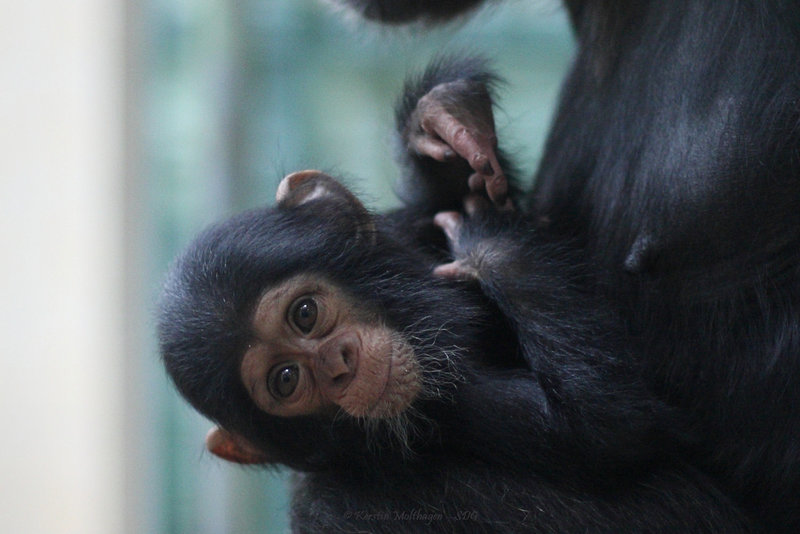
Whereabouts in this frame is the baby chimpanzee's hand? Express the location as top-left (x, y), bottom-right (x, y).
top-left (432, 194), bottom-right (510, 281)
top-left (432, 210), bottom-right (477, 280)
top-left (407, 80), bottom-right (513, 211)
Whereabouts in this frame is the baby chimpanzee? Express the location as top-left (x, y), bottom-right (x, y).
top-left (158, 57), bottom-right (752, 532)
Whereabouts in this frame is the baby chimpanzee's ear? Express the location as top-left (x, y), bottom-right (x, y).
top-left (277, 170), bottom-right (361, 209)
top-left (205, 426), bottom-right (272, 465)
top-left (277, 170), bottom-right (376, 243)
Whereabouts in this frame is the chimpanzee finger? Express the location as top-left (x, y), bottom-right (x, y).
top-left (422, 111), bottom-right (500, 179)
top-left (468, 172), bottom-right (485, 192)
top-left (467, 172), bottom-right (511, 210)
top-left (485, 174), bottom-right (512, 210)
top-left (433, 211), bottom-right (463, 243)
top-left (483, 149), bottom-right (509, 205)
top-left (409, 133), bottom-right (457, 161)
top-left (433, 260), bottom-right (478, 281)
top-left (463, 194), bottom-right (492, 217)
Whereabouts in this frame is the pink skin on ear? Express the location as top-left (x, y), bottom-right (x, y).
top-left (205, 426), bottom-right (271, 465)
top-left (276, 169), bottom-right (327, 204)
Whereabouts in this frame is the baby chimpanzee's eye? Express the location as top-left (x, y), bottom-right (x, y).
top-left (268, 363), bottom-right (300, 399)
top-left (290, 297), bottom-right (317, 334)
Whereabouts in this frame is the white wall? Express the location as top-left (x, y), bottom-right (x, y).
top-left (0, 2), bottom-right (126, 533)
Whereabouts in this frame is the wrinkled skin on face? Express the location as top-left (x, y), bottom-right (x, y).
top-left (240, 274), bottom-right (420, 419)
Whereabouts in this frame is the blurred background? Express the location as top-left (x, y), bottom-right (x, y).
top-left (0, 1), bottom-right (573, 532)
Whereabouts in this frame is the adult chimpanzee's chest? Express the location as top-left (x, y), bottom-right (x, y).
top-left (532, 1), bottom-right (800, 275)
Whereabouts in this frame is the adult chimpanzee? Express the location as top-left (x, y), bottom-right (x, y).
top-left (333, 0), bottom-right (800, 531)
top-left (159, 57), bottom-right (753, 532)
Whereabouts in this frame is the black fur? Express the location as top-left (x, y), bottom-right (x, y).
top-left (159, 57), bottom-right (753, 532)
top-left (538, 3), bottom-right (800, 531)
top-left (333, 0), bottom-right (486, 24)
top-left (338, 1), bottom-right (800, 531)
